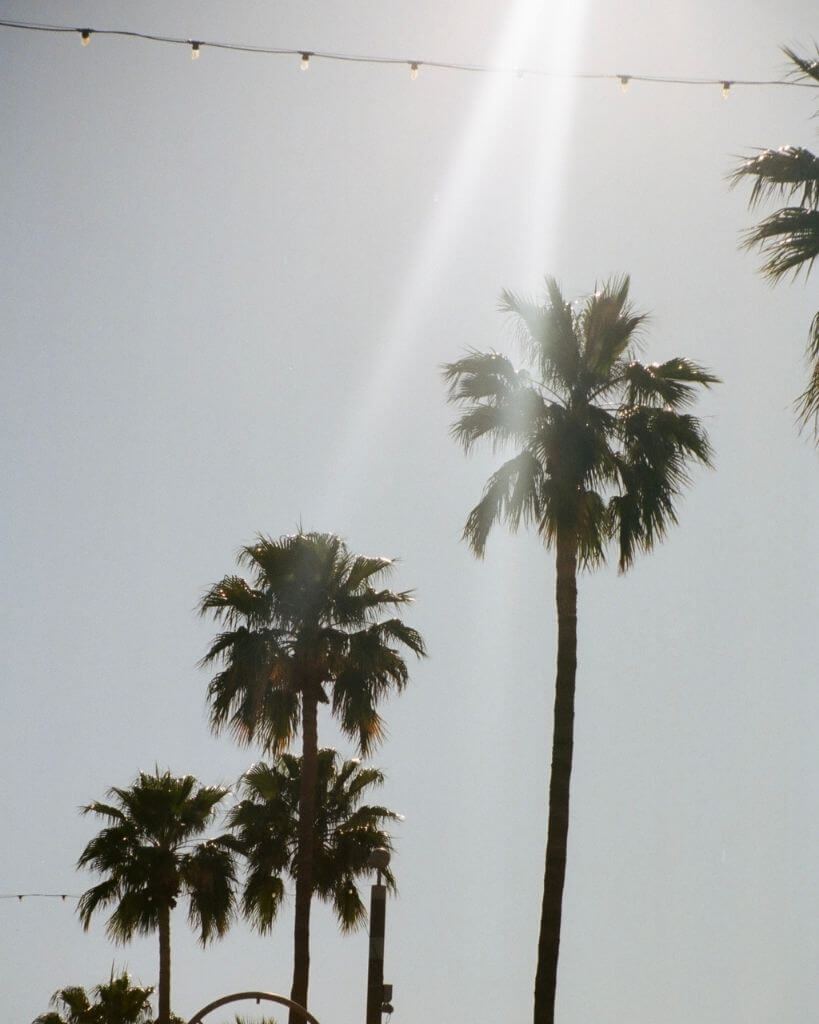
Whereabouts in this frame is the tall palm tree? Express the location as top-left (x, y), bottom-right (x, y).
top-left (77, 770), bottom-right (237, 1024)
top-left (227, 749), bottom-right (398, 939)
top-left (199, 531), bottom-right (424, 1021)
top-left (730, 44), bottom-right (819, 435)
top-left (443, 276), bottom-right (717, 1024)
top-left (33, 970), bottom-right (154, 1024)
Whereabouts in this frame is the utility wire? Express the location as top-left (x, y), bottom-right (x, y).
top-left (1, 17), bottom-right (817, 92)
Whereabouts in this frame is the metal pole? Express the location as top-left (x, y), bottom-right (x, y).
top-left (365, 874), bottom-right (386, 1024)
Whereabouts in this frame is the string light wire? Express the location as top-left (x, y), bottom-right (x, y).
top-left (1, 17), bottom-right (817, 92)
top-left (1, 892), bottom-right (80, 901)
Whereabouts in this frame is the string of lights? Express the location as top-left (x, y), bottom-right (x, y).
top-left (0, 892), bottom-right (80, 901)
top-left (1, 17), bottom-right (817, 95)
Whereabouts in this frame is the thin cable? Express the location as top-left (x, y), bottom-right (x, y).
top-left (0, 17), bottom-right (817, 90)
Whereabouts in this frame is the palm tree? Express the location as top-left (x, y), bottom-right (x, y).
top-left (199, 531), bottom-right (424, 1021)
top-left (77, 770), bottom-right (237, 1024)
top-left (34, 986), bottom-right (97, 1024)
top-left (730, 45), bottom-right (819, 435)
top-left (443, 276), bottom-right (717, 1024)
top-left (227, 750), bottom-right (398, 939)
top-left (33, 969), bottom-right (154, 1024)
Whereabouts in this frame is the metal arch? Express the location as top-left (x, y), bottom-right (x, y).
top-left (186, 990), bottom-right (322, 1024)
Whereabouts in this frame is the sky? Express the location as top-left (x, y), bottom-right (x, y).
top-left (1, 2), bottom-right (817, 1023)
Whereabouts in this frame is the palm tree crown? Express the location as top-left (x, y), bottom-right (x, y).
top-left (200, 531), bottom-right (425, 755)
top-left (77, 770), bottom-right (236, 1024)
top-left (33, 970), bottom-right (154, 1024)
top-left (444, 275), bottom-right (717, 568)
top-left (730, 45), bottom-right (819, 433)
top-left (444, 275), bottom-right (717, 1024)
top-left (228, 749), bottom-right (398, 935)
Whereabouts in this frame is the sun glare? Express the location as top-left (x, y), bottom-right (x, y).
top-left (319, 0), bottom-right (589, 524)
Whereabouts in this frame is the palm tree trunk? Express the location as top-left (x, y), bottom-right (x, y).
top-left (533, 525), bottom-right (578, 1024)
top-left (290, 687), bottom-right (319, 1024)
top-left (158, 903), bottom-right (171, 1024)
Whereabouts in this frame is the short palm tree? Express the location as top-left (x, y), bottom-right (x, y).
top-left (77, 770), bottom-right (237, 1024)
top-left (730, 44), bottom-right (819, 434)
top-left (200, 531), bottom-right (424, 1021)
top-left (443, 275), bottom-right (717, 1024)
top-left (227, 750), bottom-right (398, 939)
top-left (33, 970), bottom-right (154, 1024)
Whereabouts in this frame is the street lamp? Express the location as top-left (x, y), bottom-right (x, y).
top-left (365, 848), bottom-right (393, 1024)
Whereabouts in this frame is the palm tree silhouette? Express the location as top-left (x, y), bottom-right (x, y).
top-left (199, 531), bottom-right (424, 1021)
top-left (77, 770), bottom-right (236, 1024)
top-left (443, 275), bottom-right (717, 1024)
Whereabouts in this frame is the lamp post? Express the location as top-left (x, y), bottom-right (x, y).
top-left (365, 848), bottom-right (392, 1024)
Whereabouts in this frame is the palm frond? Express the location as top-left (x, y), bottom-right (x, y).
top-left (329, 880), bottom-right (368, 933)
top-left (612, 407), bottom-right (713, 571)
top-left (443, 349), bottom-right (546, 456)
top-left (499, 278), bottom-right (579, 390)
top-left (198, 576), bottom-right (270, 628)
top-left (205, 632), bottom-right (297, 746)
top-left (623, 358), bottom-right (720, 408)
top-left (343, 554), bottom-right (394, 590)
top-left (80, 800), bottom-right (128, 824)
top-left (575, 489), bottom-right (608, 568)
top-left (442, 349), bottom-right (524, 401)
top-left (782, 44), bottom-right (819, 85)
top-left (330, 681), bottom-right (386, 757)
top-left (77, 877), bottom-right (121, 930)
top-left (331, 586), bottom-right (415, 628)
top-left (463, 449), bottom-right (544, 557)
top-left (796, 309), bottom-right (819, 434)
top-left (180, 840), bottom-right (237, 944)
top-left (581, 275), bottom-right (647, 373)
top-left (242, 869), bottom-right (288, 933)
top-left (730, 146), bottom-right (819, 209)
top-left (741, 206), bottom-right (819, 280)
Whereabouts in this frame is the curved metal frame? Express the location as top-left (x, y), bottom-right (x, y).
top-left (186, 990), bottom-right (321, 1024)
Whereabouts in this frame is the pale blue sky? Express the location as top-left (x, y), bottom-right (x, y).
top-left (2, 2), bottom-right (817, 1023)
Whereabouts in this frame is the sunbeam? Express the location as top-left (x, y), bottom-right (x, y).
top-left (318, 0), bottom-right (589, 525)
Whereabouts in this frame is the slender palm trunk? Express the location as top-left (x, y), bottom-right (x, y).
top-left (533, 525), bottom-right (578, 1024)
top-left (158, 903), bottom-right (171, 1024)
top-left (290, 688), bottom-right (319, 1024)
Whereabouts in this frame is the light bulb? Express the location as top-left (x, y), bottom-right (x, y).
top-left (410, 62), bottom-right (419, 81)
top-left (80, 29), bottom-right (91, 46)
top-left (619, 75), bottom-right (630, 93)
top-left (300, 52), bottom-right (310, 71)
top-left (722, 81), bottom-right (731, 99)
top-left (191, 41), bottom-right (200, 60)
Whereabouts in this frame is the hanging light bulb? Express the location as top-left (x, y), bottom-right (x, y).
top-left (300, 52), bottom-right (311, 71)
top-left (619, 75), bottom-right (630, 93)
top-left (410, 62), bottom-right (419, 81)
top-left (722, 81), bottom-right (731, 99)
top-left (79, 29), bottom-right (91, 46)
top-left (191, 41), bottom-right (200, 60)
